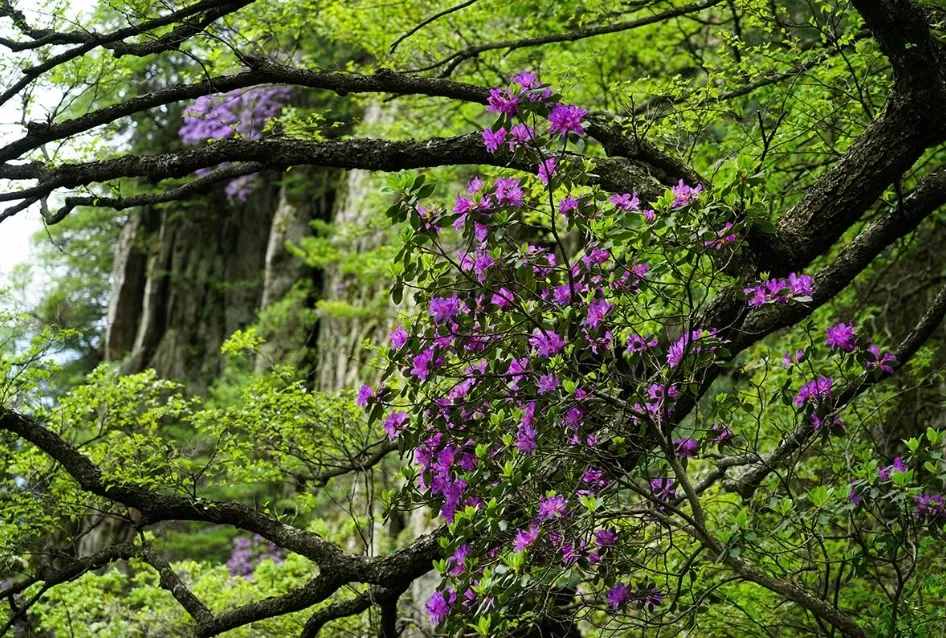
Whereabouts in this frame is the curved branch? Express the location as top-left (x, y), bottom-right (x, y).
top-left (0, 409), bottom-right (350, 566)
top-left (142, 548), bottom-right (214, 626)
top-left (299, 593), bottom-right (373, 638)
top-left (0, 135), bottom-right (666, 220)
top-left (0, 0), bottom-right (254, 109)
top-left (412, 0), bottom-right (727, 76)
top-left (44, 162), bottom-right (263, 223)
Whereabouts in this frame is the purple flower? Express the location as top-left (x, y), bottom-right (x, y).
top-left (538, 373), bottom-right (559, 394)
top-left (506, 357), bottom-right (529, 390)
top-left (507, 123), bottom-right (535, 149)
top-left (472, 251), bottom-right (494, 283)
top-left (745, 273), bottom-right (814, 307)
top-left (879, 456), bottom-right (907, 481)
top-left (487, 88), bottom-right (519, 116)
top-left (383, 411), bottom-right (409, 439)
top-left (530, 328), bottom-right (566, 358)
top-left (512, 70), bottom-right (540, 89)
top-left (553, 283), bottom-right (574, 305)
top-left (637, 586), bottom-right (664, 610)
top-left (595, 528), bottom-right (618, 548)
top-left (513, 524), bottom-right (540, 551)
top-left (667, 329), bottom-right (713, 368)
top-left (673, 438), bottom-right (699, 458)
top-left (356, 384), bottom-right (375, 408)
top-left (559, 195), bottom-right (580, 215)
top-left (447, 544), bottom-right (470, 576)
top-left (548, 103), bottom-right (588, 137)
top-left (914, 493), bottom-right (946, 520)
top-left (537, 157), bottom-right (557, 185)
top-left (649, 477), bottom-right (676, 503)
top-left (810, 413), bottom-right (844, 434)
top-left (453, 195), bottom-right (473, 217)
top-left (517, 402), bottom-right (538, 454)
top-left (225, 535), bottom-right (284, 578)
top-left (411, 348), bottom-right (437, 381)
top-left (581, 467), bottom-right (609, 491)
top-left (825, 322), bottom-right (857, 352)
top-left (538, 494), bottom-right (568, 520)
top-left (389, 326), bottom-right (408, 350)
top-left (788, 272), bottom-right (814, 296)
top-left (627, 334), bottom-right (658, 354)
top-left (584, 298), bottom-right (612, 329)
top-left (866, 345), bottom-right (896, 375)
top-left (563, 406), bottom-right (583, 429)
top-left (560, 541), bottom-right (586, 566)
top-left (848, 481), bottom-right (863, 507)
top-left (467, 176), bottom-right (484, 193)
top-left (782, 349), bottom-right (805, 367)
top-left (704, 222), bottom-right (737, 249)
top-left (482, 127), bottom-right (507, 153)
top-left (494, 177), bottom-right (524, 207)
top-left (491, 287), bottom-right (514, 309)
top-left (793, 376), bottom-right (833, 407)
top-left (607, 583), bottom-right (631, 609)
top-left (608, 192), bottom-right (640, 211)
top-left (429, 296), bottom-right (463, 323)
top-left (671, 179), bottom-right (703, 208)
top-left (426, 589), bottom-right (456, 625)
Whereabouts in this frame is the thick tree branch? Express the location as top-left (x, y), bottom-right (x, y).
top-left (0, 135), bottom-right (665, 219)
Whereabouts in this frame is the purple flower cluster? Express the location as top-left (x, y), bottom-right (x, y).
top-left (226, 535), bottom-right (284, 578)
top-left (426, 589), bottom-right (457, 625)
top-left (793, 376), bottom-right (833, 408)
top-left (914, 494), bottom-right (946, 521)
top-left (671, 179), bottom-right (703, 208)
top-left (362, 72), bottom-right (756, 630)
top-left (179, 86), bottom-right (291, 200)
top-left (180, 86), bottom-right (292, 143)
top-left (825, 322), bottom-right (857, 352)
top-left (548, 104), bottom-right (588, 137)
top-left (666, 328), bottom-right (716, 369)
top-left (744, 272), bottom-right (814, 307)
top-left (878, 456), bottom-right (907, 481)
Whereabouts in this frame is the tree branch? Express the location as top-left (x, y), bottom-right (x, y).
top-left (412, 0), bottom-right (727, 76)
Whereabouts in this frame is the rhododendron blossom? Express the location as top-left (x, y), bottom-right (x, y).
top-left (353, 73), bottom-right (932, 634)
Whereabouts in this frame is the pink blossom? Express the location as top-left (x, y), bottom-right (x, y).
top-left (537, 157), bottom-right (557, 185)
top-left (608, 192), bottom-right (639, 211)
top-left (356, 384), bottom-right (375, 408)
top-left (494, 177), bottom-right (524, 207)
top-left (486, 88), bottom-right (519, 116)
top-left (548, 103), bottom-right (588, 136)
top-left (513, 524), bottom-right (540, 551)
top-left (389, 326), bottom-right (408, 350)
top-left (559, 195), bottom-right (580, 215)
top-left (538, 494), bottom-right (568, 520)
top-left (383, 411), bottom-right (409, 439)
top-left (482, 127), bottom-right (507, 153)
top-left (671, 179), bottom-right (703, 207)
top-left (825, 322), bottom-right (857, 352)
top-left (530, 328), bottom-right (566, 357)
